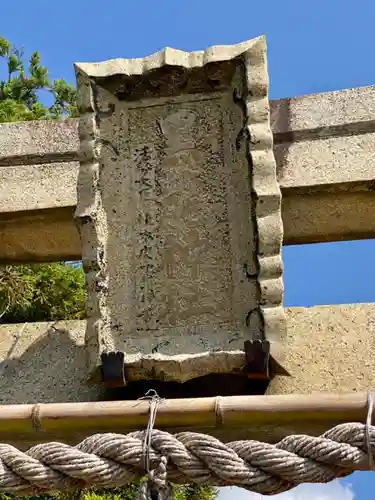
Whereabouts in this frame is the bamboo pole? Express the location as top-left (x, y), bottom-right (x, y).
top-left (0, 392), bottom-right (372, 438)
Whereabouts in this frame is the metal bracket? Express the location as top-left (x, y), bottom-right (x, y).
top-left (100, 351), bottom-right (126, 388)
top-left (243, 339), bottom-right (271, 380)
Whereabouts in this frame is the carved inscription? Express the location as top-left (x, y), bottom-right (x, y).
top-left (132, 144), bottom-right (160, 332)
top-left (124, 96), bottom-right (258, 342)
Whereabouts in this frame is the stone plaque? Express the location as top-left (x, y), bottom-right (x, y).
top-left (75, 37), bottom-right (286, 382)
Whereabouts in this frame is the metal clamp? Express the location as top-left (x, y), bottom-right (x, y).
top-left (100, 351), bottom-right (126, 388)
top-left (243, 339), bottom-right (271, 380)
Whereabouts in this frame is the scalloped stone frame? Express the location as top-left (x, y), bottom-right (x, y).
top-left (74, 36), bottom-right (286, 383)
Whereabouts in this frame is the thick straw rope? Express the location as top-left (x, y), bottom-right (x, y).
top-left (0, 422), bottom-right (374, 496)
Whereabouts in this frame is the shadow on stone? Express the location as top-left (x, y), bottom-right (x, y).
top-left (103, 373), bottom-right (269, 401)
top-left (0, 322), bottom-right (99, 404)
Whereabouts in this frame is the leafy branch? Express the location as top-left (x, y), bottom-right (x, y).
top-left (0, 36), bottom-right (77, 122)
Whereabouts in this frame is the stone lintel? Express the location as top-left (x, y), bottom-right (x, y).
top-left (1, 86), bottom-right (375, 262)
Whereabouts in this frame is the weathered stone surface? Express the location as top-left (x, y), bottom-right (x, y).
top-left (271, 303), bottom-right (375, 395)
top-left (0, 119), bottom-right (78, 213)
top-left (1, 85), bottom-right (375, 262)
top-left (0, 119), bottom-right (80, 263)
top-left (0, 304), bottom-right (374, 404)
top-left (271, 84), bottom-right (375, 133)
top-left (0, 321), bottom-right (96, 404)
top-left (74, 38), bottom-right (285, 378)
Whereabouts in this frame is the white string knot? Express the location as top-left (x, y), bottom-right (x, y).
top-left (136, 390), bottom-right (172, 500)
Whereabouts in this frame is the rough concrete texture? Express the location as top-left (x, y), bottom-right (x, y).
top-left (74, 38), bottom-right (286, 378)
top-left (0, 119), bottom-right (78, 158)
top-left (0, 119), bottom-right (79, 263)
top-left (0, 162), bottom-right (77, 213)
top-left (270, 84), bottom-right (375, 133)
top-left (283, 189), bottom-right (375, 245)
top-left (271, 303), bottom-right (375, 395)
top-left (276, 132), bottom-right (375, 190)
top-left (0, 207), bottom-right (80, 263)
top-left (0, 119), bottom-right (78, 213)
top-left (1, 85), bottom-right (375, 261)
top-left (0, 304), bottom-right (374, 404)
top-left (0, 321), bottom-right (97, 404)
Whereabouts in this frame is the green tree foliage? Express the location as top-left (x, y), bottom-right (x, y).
top-left (0, 262), bottom-right (85, 323)
top-left (0, 35), bottom-right (217, 500)
top-left (0, 484), bottom-right (218, 500)
top-left (0, 35), bottom-right (82, 324)
top-left (0, 484), bottom-right (217, 500)
top-left (0, 36), bottom-right (77, 122)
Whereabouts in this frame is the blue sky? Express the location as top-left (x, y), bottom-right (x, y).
top-left (2, 0), bottom-right (375, 497)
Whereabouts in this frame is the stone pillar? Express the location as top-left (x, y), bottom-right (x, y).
top-left (75, 36), bottom-right (286, 383)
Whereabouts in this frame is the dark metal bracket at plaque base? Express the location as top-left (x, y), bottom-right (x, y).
top-left (243, 339), bottom-right (271, 381)
top-left (101, 352), bottom-right (127, 388)
top-left (99, 339), bottom-right (274, 389)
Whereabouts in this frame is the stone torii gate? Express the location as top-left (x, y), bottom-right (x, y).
top-left (0, 35), bottom-right (374, 495)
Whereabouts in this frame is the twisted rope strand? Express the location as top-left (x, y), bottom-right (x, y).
top-left (0, 423), bottom-right (374, 496)
top-left (136, 390), bottom-right (172, 500)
